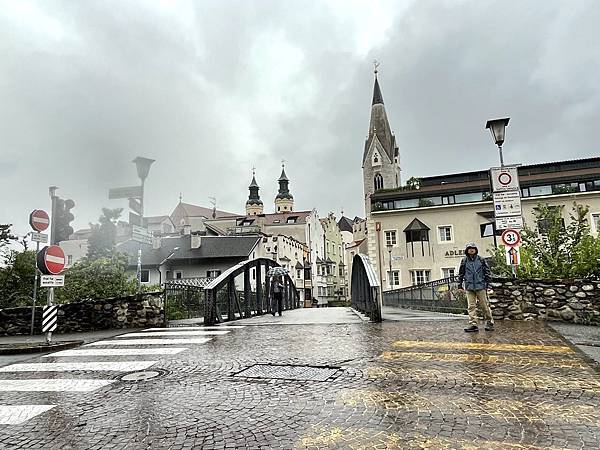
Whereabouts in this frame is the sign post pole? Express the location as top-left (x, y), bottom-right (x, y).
top-left (46, 287), bottom-right (54, 344)
top-left (28, 209), bottom-right (50, 336)
top-left (30, 239), bottom-right (40, 336)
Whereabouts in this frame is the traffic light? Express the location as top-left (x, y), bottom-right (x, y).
top-left (52, 197), bottom-right (75, 244)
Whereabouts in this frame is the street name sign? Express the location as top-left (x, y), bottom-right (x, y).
top-left (29, 210), bottom-right (50, 232)
top-left (493, 191), bottom-right (522, 217)
top-left (132, 225), bottom-right (152, 245)
top-left (108, 185), bottom-right (143, 200)
top-left (129, 198), bottom-right (142, 215)
top-left (31, 232), bottom-right (49, 243)
top-left (495, 215), bottom-right (524, 230)
top-left (490, 166), bottom-right (520, 192)
top-left (36, 245), bottom-right (66, 275)
top-left (40, 275), bottom-right (65, 287)
top-left (501, 229), bottom-right (522, 247)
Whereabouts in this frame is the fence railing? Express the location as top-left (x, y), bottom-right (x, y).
top-left (203, 258), bottom-right (300, 325)
top-left (383, 276), bottom-right (467, 314)
top-left (164, 279), bottom-right (212, 321)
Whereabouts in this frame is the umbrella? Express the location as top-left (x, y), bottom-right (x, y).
top-left (267, 266), bottom-right (288, 277)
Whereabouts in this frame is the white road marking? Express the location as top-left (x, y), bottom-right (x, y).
top-left (142, 326), bottom-right (245, 331)
top-left (0, 405), bottom-right (56, 425)
top-left (43, 348), bottom-right (187, 357)
top-left (118, 331), bottom-right (229, 337)
top-left (0, 361), bottom-right (157, 372)
top-left (86, 338), bottom-right (212, 346)
top-left (0, 379), bottom-right (115, 392)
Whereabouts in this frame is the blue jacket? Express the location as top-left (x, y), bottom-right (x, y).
top-left (458, 255), bottom-right (491, 290)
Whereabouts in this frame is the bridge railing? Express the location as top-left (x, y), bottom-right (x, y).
top-left (203, 258), bottom-right (300, 325)
top-left (350, 254), bottom-right (382, 322)
top-left (383, 276), bottom-right (467, 314)
top-left (164, 278), bottom-right (213, 321)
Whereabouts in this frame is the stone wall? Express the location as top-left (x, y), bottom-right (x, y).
top-left (489, 279), bottom-right (600, 325)
top-left (0, 292), bottom-right (165, 336)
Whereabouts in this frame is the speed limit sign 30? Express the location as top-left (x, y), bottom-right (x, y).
top-left (501, 229), bottom-right (521, 247)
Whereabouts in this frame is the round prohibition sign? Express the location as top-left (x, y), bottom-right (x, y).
top-left (501, 229), bottom-right (521, 247)
top-left (498, 172), bottom-right (513, 186)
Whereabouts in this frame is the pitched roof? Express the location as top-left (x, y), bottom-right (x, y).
top-left (177, 202), bottom-right (236, 218)
top-left (260, 210), bottom-right (312, 225)
top-left (363, 76), bottom-right (396, 165)
top-left (337, 216), bottom-right (354, 233)
top-left (404, 218), bottom-right (430, 232)
top-left (117, 235), bottom-right (260, 267)
top-left (145, 215), bottom-right (172, 224)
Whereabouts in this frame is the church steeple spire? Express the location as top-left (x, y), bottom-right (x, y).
top-left (361, 64), bottom-right (401, 216)
top-left (245, 168), bottom-right (263, 216)
top-left (275, 161), bottom-right (294, 213)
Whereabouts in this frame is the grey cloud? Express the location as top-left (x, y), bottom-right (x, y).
top-left (1, 0), bottom-right (599, 237)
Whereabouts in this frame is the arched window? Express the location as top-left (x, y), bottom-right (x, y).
top-left (374, 173), bottom-right (384, 191)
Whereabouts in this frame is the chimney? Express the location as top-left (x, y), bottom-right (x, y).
top-left (152, 236), bottom-right (161, 250)
top-left (191, 234), bottom-right (202, 249)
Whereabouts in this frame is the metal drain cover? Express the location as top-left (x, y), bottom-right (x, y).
top-left (234, 364), bottom-right (340, 382)
top-left (121, 370), bottom-right (161, 381)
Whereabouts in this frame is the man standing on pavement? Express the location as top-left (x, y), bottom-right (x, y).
top-left (458, 242), bottom-right (494, 332)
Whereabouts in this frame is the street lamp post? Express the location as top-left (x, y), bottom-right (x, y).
top-left (132, 157), bottom-right (155, 292)
top-left (485, 118), bottom-right (510, 168)
top-left (387, 244), bottom-right (393, 289)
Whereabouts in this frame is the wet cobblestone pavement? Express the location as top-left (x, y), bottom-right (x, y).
top-left (0, 308), bottom-right (599, 449)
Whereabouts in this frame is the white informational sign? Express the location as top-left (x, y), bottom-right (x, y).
top-left (391, 256), bottom-right (405, 261)
top-left (132, 225), bottom-right (152, 245)
top-left (31, 232), bottom-right (48, 243)
top-left (40, 275), bottom-right (65, 287)
top-left (505, 246), bottom-right (521, 266)
top-left (490, 166), bottom-right (520, 192)
top-left (495, 215), bottom-right (524, 230)
top-left (493, 191), bottom-right (522, 217)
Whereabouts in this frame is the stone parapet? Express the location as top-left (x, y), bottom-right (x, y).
top-left (0, 292), bottom-right (165, 336)
top-left (489, 279), bottom-right (600, 325)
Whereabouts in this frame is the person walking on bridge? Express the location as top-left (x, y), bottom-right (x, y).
top-left (270, 275), bottom-right (284, 317)
top-left (458, 242), bottom-right (494, 332)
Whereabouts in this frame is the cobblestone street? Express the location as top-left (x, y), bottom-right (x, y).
top-left (0, 308), bottom-right (599, 449)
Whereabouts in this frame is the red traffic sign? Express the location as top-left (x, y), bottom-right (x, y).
top-left (29, 209), bottom-right (50, 232)
top-left (36, 245), bottom-right (66, 275)
top-left (501, 229), bottom-right (521, 247)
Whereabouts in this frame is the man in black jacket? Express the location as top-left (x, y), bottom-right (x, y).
top-left (458, 242), bottom-right (494, 332)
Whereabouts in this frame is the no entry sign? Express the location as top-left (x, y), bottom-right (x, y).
top-left (29, 210), bottom-right (50, 232)
top-left (36, 245), bottom-right (66, 275)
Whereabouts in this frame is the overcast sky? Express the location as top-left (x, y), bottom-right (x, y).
top-left (2, 0), bottom-right (599, 238)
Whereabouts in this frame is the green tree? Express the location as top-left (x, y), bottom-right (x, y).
top-left (54, 251), bottom-right (137, 303)
top-left (491, 202), bottom-right (600, 279)
top-left (0, 224), bottom-right (17, 262)
top-left (0, 250), bottom-right (37, 308)
top-left (405, 177), bottom-right (421, 190)
top-left (87, 208), bottom-right (123, 260)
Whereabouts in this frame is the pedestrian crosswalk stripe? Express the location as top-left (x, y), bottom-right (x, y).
top-left (0, 361), bottom-right (158, 372)
top-left (142, 326), bottom-right (245, 331)
top-left (43, 348), bottom-right (188, 357)
top-left (0, 379), bottom-right (115, 392)
top-left (86, 338), bottom-right (212, 346)
top-left (118, 331), bottom-right (229, 337)
top-left (0, 405), bottom-right (56, 425)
